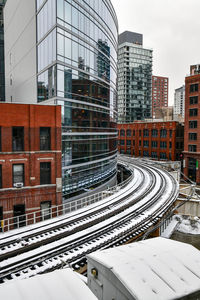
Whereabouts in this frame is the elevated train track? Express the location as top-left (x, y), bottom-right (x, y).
top-left (0, 157), bottom-right (179, 284)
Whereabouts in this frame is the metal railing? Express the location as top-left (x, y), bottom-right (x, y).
top-left (1, 165), bottom-right (133, 233)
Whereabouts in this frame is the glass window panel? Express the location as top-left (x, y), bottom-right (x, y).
top-left (72, 6), bottom-right (79, 28)
top-left (65, 1), bottom-right (71, 24)
top-left (13, 164), bottom-right (24, 186)
top-left (65, 37), bottom-right (71, 59)
top-left (57, 33), bottom-right (64, 56)
top-left (40, 162), bottom-right (51, 185)
top-left (57, 69), bottom-right (64, 92)
top-left (12, 127), bottom-right (24, 151)
top-left (57, 0), bottom-right (64, 20)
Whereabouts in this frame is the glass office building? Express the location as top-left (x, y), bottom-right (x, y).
top-left (0, 0), bottom-right (6, 101)
top-left (118, 31), bottom-right (153, 123)
top-left (36, 0), bottom-right (118, 199)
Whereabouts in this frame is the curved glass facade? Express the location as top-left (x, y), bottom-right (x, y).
top-left (36, 0), bottom-right (118, 199)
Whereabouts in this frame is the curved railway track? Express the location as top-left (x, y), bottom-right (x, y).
top-left (0, 157), bottom-right (179, 284)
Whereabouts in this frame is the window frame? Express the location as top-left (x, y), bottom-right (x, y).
top-left (12, 127), bottom-right (24, 152)
top-left (40, 162), bottom-right (51, 185)
top-left (40, 127), bottom-right (51, 150)
top-left (13, 164), bottom-right (24, 187)
top-left (189, 109), bottom-right (198, 117)
top-left (189, 120), bottom-right (198, 128)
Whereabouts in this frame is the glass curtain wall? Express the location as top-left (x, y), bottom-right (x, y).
top-left (0, 0), bottom-right (6, 101)
top-left (118, 44), bottom-right (153, 123)
top-left (36, 0), bottom-right (118, 199)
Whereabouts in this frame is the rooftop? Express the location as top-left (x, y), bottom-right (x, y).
top-left (0, 268), bottom-right (97, 300)
top-left (88, 237), bottom-right (200, 300)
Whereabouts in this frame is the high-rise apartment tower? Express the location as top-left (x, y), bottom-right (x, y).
top-left (0, 0), bottom-right (6, 101)
top-left (152, 75), bottom-right (168, 118)
top-left (118, 31), bottom-right (153, 123)
top-left (174, 85), bottom-right (185, 119)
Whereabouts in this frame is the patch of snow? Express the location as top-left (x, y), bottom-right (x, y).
top-left (161, 219), bottom-right (179, 238)
top-left (175, 215), bottom-right (200, 235)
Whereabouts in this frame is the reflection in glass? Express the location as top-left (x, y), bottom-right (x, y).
top-left (37, 0), bottom-right (118, 198)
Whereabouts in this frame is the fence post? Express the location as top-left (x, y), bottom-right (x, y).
top-left (34, 212), bottom-right (36, 224)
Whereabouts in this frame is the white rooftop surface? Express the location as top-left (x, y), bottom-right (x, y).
top-left (0, 268), bottom-right (97, 300)
top-left (88, 237), bottom-right (200, 300)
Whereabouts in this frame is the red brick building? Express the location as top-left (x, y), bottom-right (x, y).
top-left (0, 103), bottom-right (62, 226)
top-left (152, 76), bottom-right (169, 118)
top-left (118, 121), bottom-right (184, 161)
top-left (183, 65), bottom-right (200, 183)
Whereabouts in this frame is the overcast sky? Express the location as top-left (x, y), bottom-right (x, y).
top-left (111, 0), bottom-right (200, 105)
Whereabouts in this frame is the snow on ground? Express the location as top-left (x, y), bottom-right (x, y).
top-left (173, 214), bottom-right (200, 235)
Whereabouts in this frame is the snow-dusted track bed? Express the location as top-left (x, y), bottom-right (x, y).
top-left (0, 157), bottom-right (179, 284)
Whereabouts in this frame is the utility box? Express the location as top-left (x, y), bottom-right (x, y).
top-left (87, 237), bottom-right (200, 300)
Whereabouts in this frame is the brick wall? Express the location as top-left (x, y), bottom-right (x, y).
top-left (0, 103), bottom-right (62, 222)
top-left (183, 73), bottom-right (200, 183)
top-left (118, 121), bottom-right (184, 161)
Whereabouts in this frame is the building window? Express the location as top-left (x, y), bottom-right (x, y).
top-left (120, 140), bottom-right (125, 146)
top-left (169, 142), bottom-right (172, 149)
top-left (151, 129), bottom-right (158, 137)
top-left (151, 141), bottom-right (157, 148)
top-left (139, 140), bottom-right (141, 146)
top-left (133, 140), bottom-right (135, 146)
top-left (190, 83), bottom-right (198, 93)
top-left (139, 130), bottom-right (141, 137)
top-left (189, 133), bottom-right (197, 140)
top-left (40, 127), bottom-right (51, 150)
top-left (151, 152), bottom-right (157, 158)
top-left (143, 140), bottom-right (149, 148)
top-left (169, 130), bottom-right (172, 138)
top-left (143, 129), bottom-right (149, 137)
top-left (160, 141), bottom-right (167, 149)
top-left (190, 96), bottom-right (198, 105)
top-left (160, 152), bottom-right (167, 160)
top-left (40, 162), bottom-right (51, 185)
top-left (120, 129), bottom-right (125, 137)
top-left (189, 120), bottom-right (197, 128)
top-left (188, 145), bottom-right (197, 152)
top-left (127, 140), bottom-right (131, 146)
top-left (0, 165), bottom-right (2, 188)
top-left (160, 129), bottom-right (167, 138)
top-left (12, 127), bottom-right (24, 151)
top-left (40, 201), bottom-right (51, 220)
top-left (133, 130), bottom-right (135, 136)
top-left (13, 164), bottom-right (24, 187)
top-left (126, 129), bottom-right (131, 137)
top-left (143, 151), bottom-right (149, 157)
top-left (189, 109), bottom-right (198, 116)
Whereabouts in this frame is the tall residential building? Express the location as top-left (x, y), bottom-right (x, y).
top-left (183, 65), bottom-right (200, 183)
top-left (118, 31), bottom-right (153, 123)
top-left (0, 0), bottom-right (6, 101)
top-left (152, 75), bottom-right (168, 118)
top-left (4, 0), bottom-right (118, 200)
top-left (174, 85), bottom-right (185, 119)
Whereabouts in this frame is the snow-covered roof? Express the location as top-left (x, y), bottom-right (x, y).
top-left (0, 268), bottom-right (97, 300)
top-left (87, 237), bottom-right (200, 300)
